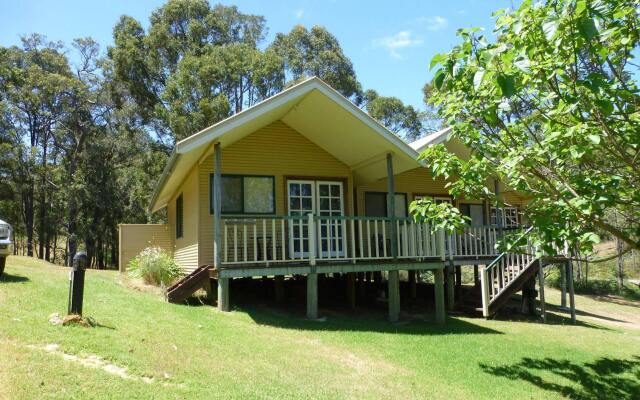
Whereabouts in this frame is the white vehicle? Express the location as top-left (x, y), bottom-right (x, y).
top-left (0, 219), bottom-right (13, 276)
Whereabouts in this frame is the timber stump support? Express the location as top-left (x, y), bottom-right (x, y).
top-left (218, 277), bottom-right (229, 311)
top-left (446, 262), bottom-right (455, 309)
top-left (275, 275), bottom-right (285, 304)
top-left (346, 272), bottom-right (356, 309)
top-left (307, 273), bottom-right (318, 319)
top-left (388, 270), bottom-right (400, 322)
top-left (408, 270), bottom-right (417, 299)
top-left (434, 268), bottom-right (446, 324)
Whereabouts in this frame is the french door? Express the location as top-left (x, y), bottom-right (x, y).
top-left (287, 180), bottom-right (345, 258)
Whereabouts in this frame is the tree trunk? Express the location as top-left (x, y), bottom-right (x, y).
top-left (616, 237), bottom-right (624, 291)
top-left (38, 139), bottom-right (48, 259)
top-left (23, 187), bottom-right (34, 257)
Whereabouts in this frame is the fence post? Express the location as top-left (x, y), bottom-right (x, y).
top-left (437, 228), bottom-right (446, 261)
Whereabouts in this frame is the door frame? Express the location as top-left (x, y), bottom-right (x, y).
top-left (315, 180), bottom-right (347, 258)
top-left (286, 178), bottom-right (347, 258)
top-left (287, 180), bottom-right (315, 258)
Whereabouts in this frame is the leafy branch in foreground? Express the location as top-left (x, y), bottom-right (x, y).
top-left (419, 0), bottom-right (640, 255)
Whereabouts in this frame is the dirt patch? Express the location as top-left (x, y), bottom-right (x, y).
top-left (284, 334), bottom-right (415, 398)
top-left (118, 275), bottom-right (165, 296)
top-left (28, 343), bottom-right (164, 385)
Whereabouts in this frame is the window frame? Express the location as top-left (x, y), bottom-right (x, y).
top-left (210, 173), bottom-right (276, 215)
top-left (490, 206), bottom-right (519, 227)
top-left (176, 193), bottom-right (184, 239)
top-left (364, 191), bottom-right (408, 218)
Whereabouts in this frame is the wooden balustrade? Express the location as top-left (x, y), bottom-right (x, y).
top-left (220, 216), bottom-right (511, 267)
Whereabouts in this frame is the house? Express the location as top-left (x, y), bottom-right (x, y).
top-left (119, 77), bottom-right (571, 322)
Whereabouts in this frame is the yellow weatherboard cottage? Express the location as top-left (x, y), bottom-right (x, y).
top-left (119, 77), bottom-right (558, 323)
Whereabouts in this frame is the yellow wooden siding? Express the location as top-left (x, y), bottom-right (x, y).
top-left (118, 224), bottom-right (173, 272)
top-left (356, 167), bottom-right (528, 224)
top-left (167, 163), bottom-right (200, 273)
top-left (198, 120), bottom-right (353, 266)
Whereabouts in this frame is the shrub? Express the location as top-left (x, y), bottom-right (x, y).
top-left (128, 247), bottom-right (182, 286)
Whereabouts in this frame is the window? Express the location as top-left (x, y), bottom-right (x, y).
top-left (490, 207), bottom-right (519, 227)
top-left (364, 192), bottom-right (407, 217)
top-left (210, 174), bottom-right (275, 214)
top-left (176, 194), bottom-right (184, 239)
top-left (459, 203), bottom-right (486, 226)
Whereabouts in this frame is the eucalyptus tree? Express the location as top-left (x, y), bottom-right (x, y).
top-left (415, 0), bottom-right (640, 258)
top-left (109, 0), bottom-right (283, 142)
top-left (0, 35), bottom-right (76, 257)
top-left (362, 89), bottom-right (424, 141)
top-left (269, 25), bottom-right (362, 102)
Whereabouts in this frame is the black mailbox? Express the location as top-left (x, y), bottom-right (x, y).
top-left (68, 252), bottom-right (88, 315)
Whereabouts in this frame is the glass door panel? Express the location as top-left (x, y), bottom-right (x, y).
top-left (288, 181), bottom-right (314, 258)
top-left (316, 181), bottom-right (345, 257)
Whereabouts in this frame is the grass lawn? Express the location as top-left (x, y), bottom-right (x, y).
top-left (1, 256), bottom-right (639, 399)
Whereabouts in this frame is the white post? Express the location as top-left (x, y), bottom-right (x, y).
top-left (213, 142), bottom-right (222, 268)
top-left (308, 213), bottom-right (316, 266)
top-left (480, 267), bottom-right (490, 317)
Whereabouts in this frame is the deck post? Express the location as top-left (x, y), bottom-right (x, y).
top-left (494, 179), bottom-right (504, 239)
top-left (346, 272), bottom-right (356, 309)
top-left (386, 153), bottom-right (400, 322)
top-left (560, 262), bottom-right (567, 308)
top-left (213, 142), bottom-right (227, 311)
top-left (386, 153), bottom-right (397, 259)
top-left (357, 272), bottom-right (365, 298)
top-left (306, 273), bottom-right (318, 319)
top-left (567, 260), bottom-right (576, 324)
top-left (388, 270), bottom-right (400, 322)
top-left (434, 268), bottom-right (445, 324)
top-left (307, 214), bottom-right (318, 319)
top-left (446, 261), bottom-right (455, 309)
top-left (538, 262), bottom-right (547, 323)
top-left (275, 275), bottom-right (285, 304)
top-left (473, 265), bottom-right (480, 288)
top-left (217, 277), bottom-right (229, 311)
top-left (408, 270), bottom-right (417, 299)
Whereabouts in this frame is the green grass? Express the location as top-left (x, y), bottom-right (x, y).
top-left (1, 256), bottom-right (639, 399)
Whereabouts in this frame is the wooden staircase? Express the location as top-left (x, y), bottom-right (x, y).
top-left (167, 265), bottom-right (213, 303)
top-left (480, 227), bottom-right (540, 317)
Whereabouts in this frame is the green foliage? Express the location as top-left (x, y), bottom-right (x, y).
top-left (269, 25), bottom-right (361, 101)
top-left (109, 1), bottom-right (280, 141)
top-left (363, 89), bottom-right (426, 141)
top-left (128, 247), bottom-right (181, 286)
top-left (425, 0), bottom-right (640, 254)
top-left (409, 198), bottom-right (468, 233)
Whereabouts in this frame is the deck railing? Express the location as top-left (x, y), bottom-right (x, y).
top-left (219, 215), bottom-right (518, 266)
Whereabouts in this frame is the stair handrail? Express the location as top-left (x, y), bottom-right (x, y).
top-left (480, 226), bottom-right (535, 316)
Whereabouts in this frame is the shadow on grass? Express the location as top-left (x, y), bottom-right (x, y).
top-left (0, 272), bottom-right (30, 283)
top-left (492, 309), bottom-right (611, 331)
top-left (480, 355), bottom-right (640, 399)
top-left (545, 303), bottom-right (630, 325)
top-left (548, 275), bottom-right (640, 302)
top-left (241, 305), bottom-right (501, 336)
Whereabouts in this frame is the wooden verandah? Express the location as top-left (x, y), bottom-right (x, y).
top-left (201, 143), bottom-right (575, 323)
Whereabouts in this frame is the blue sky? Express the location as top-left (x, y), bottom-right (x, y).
top-left (0, 0), bottom-right (513, 110)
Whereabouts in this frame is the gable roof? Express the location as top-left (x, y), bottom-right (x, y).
top-left (149, 77), bottom-right (422, 212)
